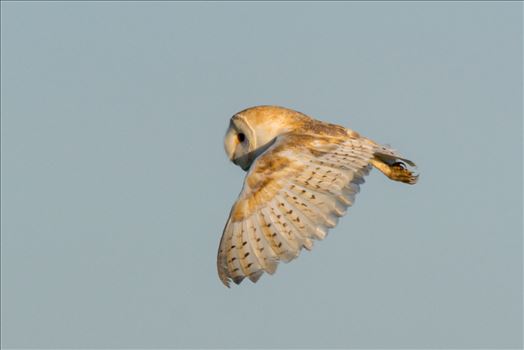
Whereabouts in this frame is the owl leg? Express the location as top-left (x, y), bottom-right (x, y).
top-left (370, 158), bottom-right (418, 185)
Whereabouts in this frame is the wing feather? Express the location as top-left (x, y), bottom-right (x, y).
top-left (246, 217), bottom-right (277, 274)
top-left (285, 181), bottom-right (341, 227)
top-left (225, 222), bottom-right (245, 285)
top-left (217, 133), bottom-right (377, 286)
top-left (273, 194), bottom-right (310, 247)
top-left (255, 212), bottom-right (286, 267)
top-left (241, 220), bottom-right (264, 280)
top-left (277, 190), bottom-right (318, 244)
top-left (264, 205), bottom-right (301, 261)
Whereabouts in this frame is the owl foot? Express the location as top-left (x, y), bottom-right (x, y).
top-left (370, 158), bottom-right (419, 185)
top-left (389, 161), bottom-right (418, 184)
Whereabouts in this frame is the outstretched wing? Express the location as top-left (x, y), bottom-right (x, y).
top-left (217, 133), bottom-right (376, 287)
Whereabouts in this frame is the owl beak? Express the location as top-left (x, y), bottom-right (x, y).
top-left (232, 152), bottom-right (253, 171)
top-left (231, 157), bottom-right (242, 168)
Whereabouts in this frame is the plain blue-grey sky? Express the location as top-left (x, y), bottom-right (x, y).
top-left (1, 1), bottom-right (522, 349)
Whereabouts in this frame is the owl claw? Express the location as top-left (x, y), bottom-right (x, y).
top-left (392, 161), bottom-right (407, 170)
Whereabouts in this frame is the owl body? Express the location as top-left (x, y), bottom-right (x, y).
top-left (218, 106), bottom-right (417, 287)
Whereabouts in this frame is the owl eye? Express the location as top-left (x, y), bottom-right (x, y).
top-left (237, 133), bottom-right (246, 142)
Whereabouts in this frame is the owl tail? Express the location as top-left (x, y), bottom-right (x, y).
top-left (370, 149), bottom-right (419, 185)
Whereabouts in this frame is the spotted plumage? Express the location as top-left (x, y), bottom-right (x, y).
top-left (218, 106), bottom-right (418, 287)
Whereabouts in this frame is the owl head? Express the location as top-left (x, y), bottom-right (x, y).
top-left (224, 106), bottom-right (307, 170)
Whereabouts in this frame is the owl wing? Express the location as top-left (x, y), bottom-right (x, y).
top-left (217, 132), bottom-right (377, 287)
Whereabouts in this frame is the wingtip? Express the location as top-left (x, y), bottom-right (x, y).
top-left (232, 275), bottom-right (246, 285)
top-left (248, 270), bottom-right (264, 283)
top-left (220, 275), bottom-right (231, 288)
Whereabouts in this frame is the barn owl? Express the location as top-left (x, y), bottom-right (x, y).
top-left (217, 106), bottom-right (418, 287)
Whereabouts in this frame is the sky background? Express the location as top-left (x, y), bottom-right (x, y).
top-left (1, 2), bottom-right (522, 349)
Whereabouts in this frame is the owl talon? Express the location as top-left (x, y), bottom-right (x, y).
top-left (392, 161), bottom-right (407, 170)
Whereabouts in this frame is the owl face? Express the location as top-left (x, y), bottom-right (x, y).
top-left (224, 115), bottom-right (257, 170)
top-left (224, 106), bottom-right (302, 171)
